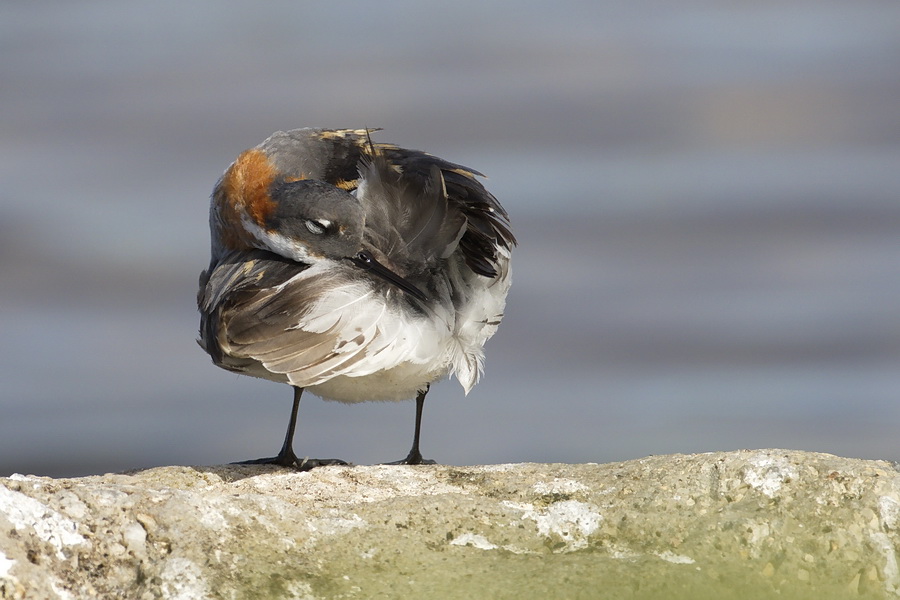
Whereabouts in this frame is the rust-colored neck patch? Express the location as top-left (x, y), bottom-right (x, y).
top-left (220, 148), bottom-right (280, 227)
top-left (213, 148), bottom-right (295, 251)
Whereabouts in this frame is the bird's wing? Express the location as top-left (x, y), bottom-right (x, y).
top-left (201, 250), bottom-right (440, 389)
top-left (357, 154), bottom-right (466, 269)
top-left (358, 143), bottom-right (516, 278)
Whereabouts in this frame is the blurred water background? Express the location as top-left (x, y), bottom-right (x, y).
top-left (2, 1), bottom-right (899, 477)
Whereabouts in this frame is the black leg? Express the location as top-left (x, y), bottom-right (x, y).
top-left (385, 385), bottom-right (437, 465)
top-left (236, 387), bottom-right (349, 471)
top-left (274, 386), bottom-right (303, 465)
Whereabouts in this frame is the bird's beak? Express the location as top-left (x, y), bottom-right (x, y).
top-left (351, 250), bottom-right (428, 302)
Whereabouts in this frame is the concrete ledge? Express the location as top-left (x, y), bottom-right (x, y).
top-left (1, 450), bottom-right (899, 599)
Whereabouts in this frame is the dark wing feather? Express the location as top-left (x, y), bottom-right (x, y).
top-left (358, 153), bottom-right (467, 270)
top-left (360, 144), bottom-right (516, 277)
top-left (198, 250), bottom-right (311, 364)
top-left (199, 249), bottom-right (414, 387)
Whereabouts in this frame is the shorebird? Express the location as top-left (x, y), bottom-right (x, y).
top-left (197, 128), bottom-right (515, 469)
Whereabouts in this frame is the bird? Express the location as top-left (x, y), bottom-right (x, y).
top-left (197, 128), bottom-right (515, 469)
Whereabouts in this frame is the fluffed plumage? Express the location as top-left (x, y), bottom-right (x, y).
top-left (197, 127), bottom-right (514, 466)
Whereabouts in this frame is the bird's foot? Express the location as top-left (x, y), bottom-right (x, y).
top-left (383, 448), bottom-right (437, 466)
top-left (234, 451), bottom-right (349, 471)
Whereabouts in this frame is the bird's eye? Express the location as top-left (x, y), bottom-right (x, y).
top-left (304, 219), bottom-right (330, 235)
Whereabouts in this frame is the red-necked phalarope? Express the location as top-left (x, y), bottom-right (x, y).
top-left (198, 128), bottom-right (515, 469)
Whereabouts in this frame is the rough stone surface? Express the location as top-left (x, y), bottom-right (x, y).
top-left (1, 450), bottom-right (900, 599)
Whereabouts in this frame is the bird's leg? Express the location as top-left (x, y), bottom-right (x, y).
top-left (236, 387), bottom-right (349, 470)
top-left (385, 385), bottom-right (437, 465)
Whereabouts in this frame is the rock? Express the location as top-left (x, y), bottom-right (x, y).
top-left (1, 449), bottom-right (899, 599)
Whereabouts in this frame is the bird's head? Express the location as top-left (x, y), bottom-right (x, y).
top-left (213, 148), bottom-right (426, 301)
top-left (260, 178), bottom-right (365, 263)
